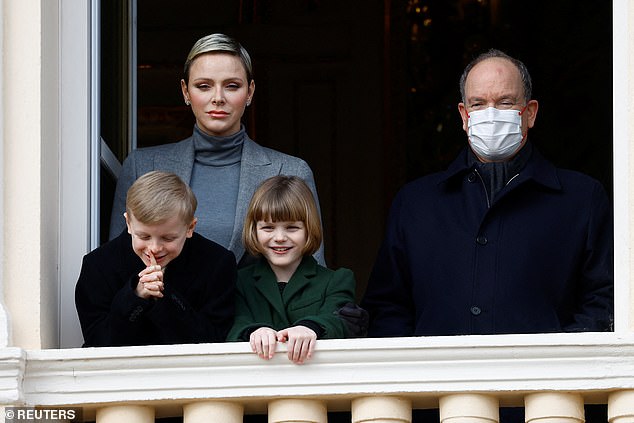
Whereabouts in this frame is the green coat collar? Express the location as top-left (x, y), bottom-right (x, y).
top-left (252, 256), bottom-right (318, 321)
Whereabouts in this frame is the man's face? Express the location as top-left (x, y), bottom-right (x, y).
top-left (458, 58), bottom-right (538, 161)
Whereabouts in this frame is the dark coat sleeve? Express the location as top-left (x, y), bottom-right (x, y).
top-left (226, 278), bottom-right (261, 342)
top-left (75, 235), bottom-right (151, 347)
top-left (75, 233), bottom-right (237, 346)
top-left (143, 239), bottom-right (237, 344)
top-left (361, 192), bottom-right (417, 337)
top-left (562, 180), bottom-right (614, 332)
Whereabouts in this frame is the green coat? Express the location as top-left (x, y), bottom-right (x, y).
top-left (227, 256), bottom-right (355, 341)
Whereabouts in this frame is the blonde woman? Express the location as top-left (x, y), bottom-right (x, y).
top-left (109, 34), bottom-right (323, 266)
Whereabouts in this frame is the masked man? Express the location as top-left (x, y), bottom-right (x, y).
top-left (362, 49), bottom-right (613, 337)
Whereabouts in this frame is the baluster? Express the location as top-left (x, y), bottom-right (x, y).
top-left (96, 405), bottom-right (154, 423)
top-left (525, 392), bottom-right (584, 423)
top-left (183, 401), bottom-right (243, 423)
top-left (352, 396), bottom-right (412, 423)
top-left (608, 390), bottom-right (634, 423)
top-left (268, 399), bottom-right (327, 423)
top-left (439, 393), bottom-right (499, 423)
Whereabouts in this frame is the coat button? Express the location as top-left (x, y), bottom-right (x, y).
top-left (470, 306), bottom-right (482, 316)
top-left (467, 172), bottom-right (477, 183)
top-left (476, 235), bottom-right (488, 245)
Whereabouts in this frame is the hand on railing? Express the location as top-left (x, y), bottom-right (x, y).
top-left (249, 325), bottom-right (317, 364)
top-left (249, 327), bottom-right (278, 360)
top-left (277, 326), bottom-right (317, 365)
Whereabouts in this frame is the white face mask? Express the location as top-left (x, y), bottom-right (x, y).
top-left (467, 106), bottom-right (526, 161)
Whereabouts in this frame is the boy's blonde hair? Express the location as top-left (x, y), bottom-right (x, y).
top-left (126, 171), bottom-right (197, 225)
top-left (243, 176), bottom-right (322, 257)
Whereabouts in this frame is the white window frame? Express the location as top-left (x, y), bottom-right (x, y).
top-left (611, 0), bottom-right (630, 333)
top-left (59, 0), bottom-right (99, 348)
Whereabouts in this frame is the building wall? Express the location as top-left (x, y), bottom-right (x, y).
top-left (3, 0), bottom-right (51, 349)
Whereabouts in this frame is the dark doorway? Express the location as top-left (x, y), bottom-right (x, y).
top-left (399, 0), bottom-right (612, 192)
top-left (101, 0), bottom-right (612, 300)
top-left (109, 0), bottom-right (388, 289)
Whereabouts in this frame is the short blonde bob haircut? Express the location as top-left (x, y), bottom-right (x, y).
top-left (126, 171), bottom-right (197, 226)
top-left (183, 33), bottom-right (253, 84)
top-left (243, 175), bottom-right (322, 257)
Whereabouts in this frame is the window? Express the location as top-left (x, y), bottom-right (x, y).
top-left (59, 0), bottom-right (623, 347)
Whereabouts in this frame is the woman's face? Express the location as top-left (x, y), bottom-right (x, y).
top-left (181, 53), bottom-right (255, 137)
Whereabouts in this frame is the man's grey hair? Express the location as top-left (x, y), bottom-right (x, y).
top-left (459, 49), bottom-right (532, 104)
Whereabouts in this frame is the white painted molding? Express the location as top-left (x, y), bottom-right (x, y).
top-left (16, 333), bottom-right (634, 410)
top-left (612, 0), bottom-right (632, 333)
top-left (0, 348), bottom-right (25, 404)
top-left (59, 0), bottom-right (92, 349)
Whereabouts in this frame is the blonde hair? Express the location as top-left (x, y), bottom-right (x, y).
top-left (243, 176), bottom-right (322, 257)
top-left (183, 33), bottom-right (253, 84)
top-left (126, 171), bottom-right (197, 226)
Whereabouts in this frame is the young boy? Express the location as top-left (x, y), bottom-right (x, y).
top-left (75, 171), bottom-right (236, 347)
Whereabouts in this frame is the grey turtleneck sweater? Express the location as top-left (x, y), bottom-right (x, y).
top-left (189, 124), bottom-right (244, 249)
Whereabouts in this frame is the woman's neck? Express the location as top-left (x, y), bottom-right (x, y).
top-left (192, 124), bottom-right (245, 166)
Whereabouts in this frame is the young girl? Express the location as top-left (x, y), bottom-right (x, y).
top-left (227, 175), bottom-right (355, 364)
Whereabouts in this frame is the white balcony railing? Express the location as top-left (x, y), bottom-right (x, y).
top-left (3, 332), bottom-right (634, 421)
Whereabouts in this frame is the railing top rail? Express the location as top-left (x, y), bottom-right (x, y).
top-left (8, 332), bottom-right (633, 409)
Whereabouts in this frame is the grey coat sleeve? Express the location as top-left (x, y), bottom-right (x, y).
top-left (108, 152), bottom-right (138, 240)
top-left (285, 158), bottom-right (326, 266)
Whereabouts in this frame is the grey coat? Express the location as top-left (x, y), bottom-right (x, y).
top-left (108, 135), bottom-right (324, 264)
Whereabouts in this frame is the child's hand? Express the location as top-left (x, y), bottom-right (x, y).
top-left (250, 327), bottom-right (278, 360)
top-left (277, 326), bottom-right (317, 364)
top-left (135, 252), bottom-right (164, 299)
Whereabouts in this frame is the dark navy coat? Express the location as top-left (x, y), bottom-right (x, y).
top-left (75, 231), bottom-right (237, 347)
top-left (362, 147), bottom-right (613, 337)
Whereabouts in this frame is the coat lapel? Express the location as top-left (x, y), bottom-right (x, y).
top-left (252, 259), bottom-right (288, 322)
top-left (151, 138), bottom-right (196, 184)
top-left (281, 257), bottom-right (318, 303)
top-left (228, 138), bottom-right (282, 256)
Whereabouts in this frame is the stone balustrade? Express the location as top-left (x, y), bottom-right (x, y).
top-left (3, 332), bottom-right (634, 422)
